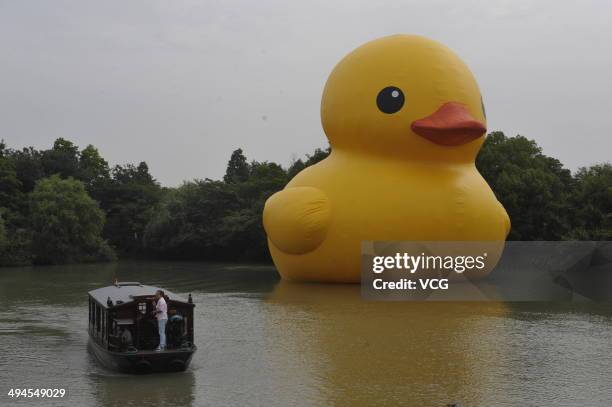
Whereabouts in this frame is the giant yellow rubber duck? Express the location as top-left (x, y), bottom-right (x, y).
top-left (263, 34), bottom-right (510, 283)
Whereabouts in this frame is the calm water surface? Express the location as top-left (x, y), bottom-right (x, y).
top-left (1, 261), bottom-right (612, 407)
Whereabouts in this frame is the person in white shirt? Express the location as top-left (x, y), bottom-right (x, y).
top-left (152, 290), bottom-right (168, 351)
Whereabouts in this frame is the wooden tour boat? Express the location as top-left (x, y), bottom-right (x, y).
top-left (88, 282), bottom-right (196, 374)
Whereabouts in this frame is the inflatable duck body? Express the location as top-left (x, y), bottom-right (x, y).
top-left (263, 35), bottom-right (510, 283)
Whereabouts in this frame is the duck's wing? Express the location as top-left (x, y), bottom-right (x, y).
top-left (500, 202), bottom-right (511, 237)
top-left (263, 186), bottom-right (331, 255)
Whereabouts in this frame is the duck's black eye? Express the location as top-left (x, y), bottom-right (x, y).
top-left (376, 86), bottom-right (404, 114)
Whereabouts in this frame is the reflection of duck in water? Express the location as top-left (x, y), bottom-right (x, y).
top-left (265, 282), bottom-right (510, 406)
top-left (264, 35), bottom-right (509, 283)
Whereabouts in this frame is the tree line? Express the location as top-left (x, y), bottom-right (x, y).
top-left (0, 132), bottom-right (609, 266)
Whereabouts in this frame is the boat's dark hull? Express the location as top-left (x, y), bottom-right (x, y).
top-left (88, 339), bottom-right (196, 374)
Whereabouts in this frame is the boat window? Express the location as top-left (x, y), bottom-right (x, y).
top-left (138, 302), bottom-right (147, 315)
top-left (96, 304), bottom-right (101, 332)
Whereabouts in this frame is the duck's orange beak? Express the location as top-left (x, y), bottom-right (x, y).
top-left (411, 102), bottom-right (486, 146)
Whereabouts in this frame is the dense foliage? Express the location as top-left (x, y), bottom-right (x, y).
top-left (0, 134), bottom-right (609, 266)
top-left (0, 138), bottom-right (160, 265)
top-left (569, 164), bottom-right (612, 240)
top-left (29, 175), bottom-right (115, 264)
top-left (476, 132), bottom-right (573, 240)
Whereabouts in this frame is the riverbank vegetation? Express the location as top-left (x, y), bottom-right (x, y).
top-left (0, 133), bottom-right (610, 266)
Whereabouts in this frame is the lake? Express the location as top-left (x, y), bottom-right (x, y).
top-left (1, 260), bottom-right (612, 406)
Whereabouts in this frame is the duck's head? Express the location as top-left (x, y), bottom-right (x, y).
top-left (321, 35), bottom-right (487, 163)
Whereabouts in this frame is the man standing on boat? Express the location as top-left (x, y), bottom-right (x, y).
top-left (153, 290), bottom-right (168, 351)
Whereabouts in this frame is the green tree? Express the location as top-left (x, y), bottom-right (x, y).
top-left (29, 175), bottom-right (115, 264)
top-left (0, 226), bottom-right (33, 266)
top-left (79, 144), bottom-right (110, 195)
top-left (0, 142), bottom-right (32, 265)
top-left (235, 161), bottom-right (287, 204)
top-left (41, 138), bottom-right (80, 178)
top-left (477, 132), bottom-right (572, 240)
top-left (0, 141), bottom-right (22, 213)
top-left (144, 148), bottom-right (290, 261)
top-left (223, 161), bottom-right (288, 259)
top-left (144, 180), bottom-right (240, 259)
top-left (98, 162), bottom-right (161, 254)
top-left (0, 216), bottom-right (6, 255)
top-left (8, 146), bottom-right (44, 193)
top-left (223, 149), bottom-right (250, 183)
top-left (569, 163), bottom-right (612, 240)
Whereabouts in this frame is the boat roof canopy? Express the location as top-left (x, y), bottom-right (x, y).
top-left (88, 282), bottom-right (189, 309)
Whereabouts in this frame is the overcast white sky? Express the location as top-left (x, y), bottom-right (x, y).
top-left (1, 0), bottom-right (611, 185)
